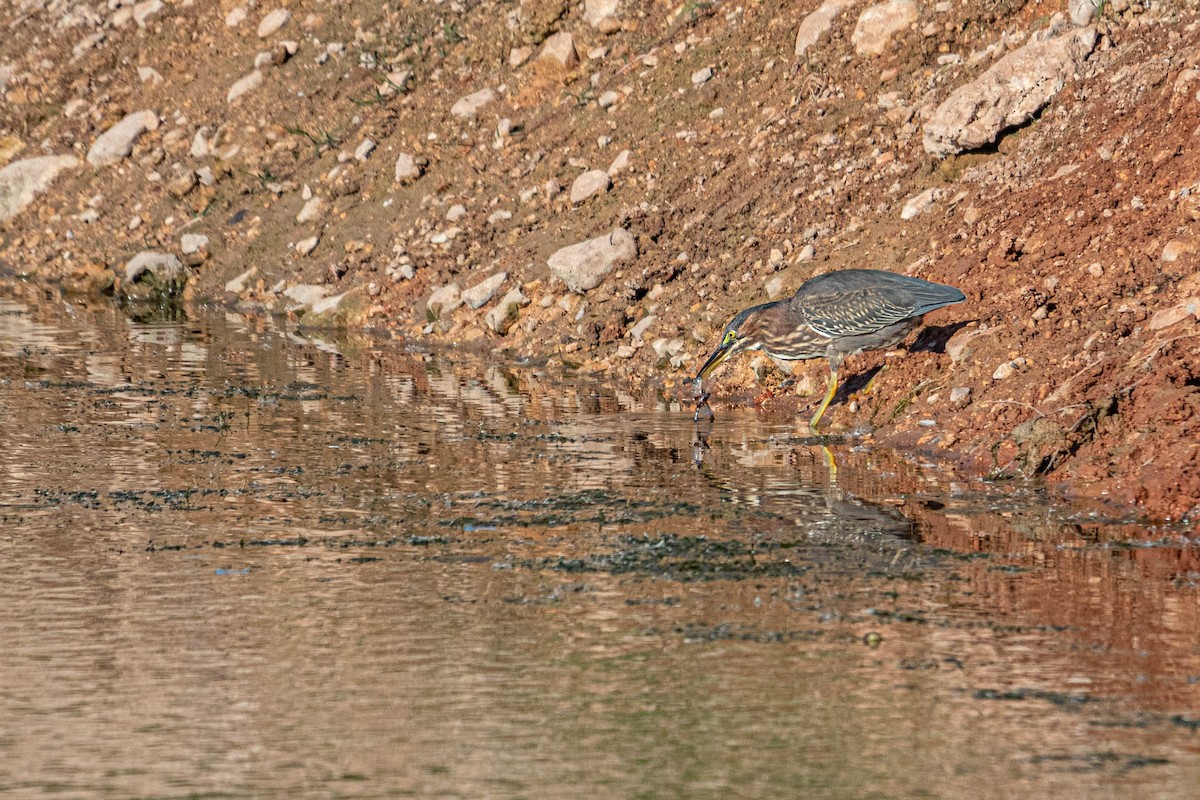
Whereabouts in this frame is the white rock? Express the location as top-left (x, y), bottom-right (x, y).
top-left (1148, 298), bottom-right (1200, 331)
top-left (765, 276), bottom-right (786, 300)
top-left (462, 272), bottom-right (508, 309)
top-left (539, 32), bottom-right (579, 69)
top-left (180, 233), bottom-right (208, 255)
top-left (629, 315), bottom-right (657, 342)
top-left (189, 128), bottom-right (211, 158)
top-left (296, 236), bottom-right (319, 256)
top-left (354, 139), bottom-right (376, 161)
top-left (547, 228), bottom-right (637, 293)
top-left (225, 268), bottom-right (254, 294)
top-left (0, 155), bottom-right (80, 222)
top-left (598, 90), bottom-right (621, 108)
top-left (992, 357), bottom-right (1027, 381)
top-left (137, 66), bottom-right (163, 85)
top-left (616, 345), bottom-right (636, 359)
top-left (509, 46), bottom-right (533, 67)
top-left (87, 110), bottom-right (159, 167)
top-left (691, 67), bottom-right (713, 86)
top-left (394, 152), bottom-right (423, 182)
top-left (283, 283), bottom-right (328, 308)
top-left (570, 169), bottom-right (612, 204)
top-left (852, 0), bottom-right (918, 57)
top-left (427, 283), bottom-right (463, 315)
top-left (225, 6), bottom-right (247, 27)
top-left (950, 387), bottom-right (971, 406)
top-left (1068, 0), bottom-right (1101, 26)
top-left (257, 8), bottom-right (292, 38)
top-left (296, 196), bottom-right (326, 224)
top-left (485, 287), bottom-right (530, 333)
top-left (924, 27), bottom-right (1097, 156)
top-left (584, 0), bottom-right (620, 27)
top-left (124, 251), bottom-right (183, 284)
top-left (487, 209), bottom-right (512, 225)
top-left (310, 291), bottom-right (349, 315)
top-left (227, 70), bottom-right (264, 104)
top-left (607, 149), bottom-right (630, 175)
top-left (446, 204), bottom-right (467, 222)
top-left (133, 0), bottom-right (163, 27)
top-left (451, 88), bottom-right (496, 119)
top-left (901, 187), bottom-right (942, 220)
top-left (796, 0), bottom-right (855, 57)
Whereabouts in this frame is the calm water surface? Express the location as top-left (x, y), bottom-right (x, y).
top-left (0, 293), bottom-right (1197, 799)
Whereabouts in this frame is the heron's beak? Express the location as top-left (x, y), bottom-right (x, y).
top-left (695, 339), bottom-right (734, 381)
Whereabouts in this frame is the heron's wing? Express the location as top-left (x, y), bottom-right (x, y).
top-left (797, 287), bottom-right (924, 338)
top-left (790, 271), bottom-right (964, 338)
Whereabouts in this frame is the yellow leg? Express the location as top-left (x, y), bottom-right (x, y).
top-left (821, 445), bottom-right (838, 480)
top-left (861, 363), bottom-right (888, 396)
top-left (808, 360), bottom-right (839, 434)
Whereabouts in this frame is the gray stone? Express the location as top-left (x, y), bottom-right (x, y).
top-left (257, 8), bottom-right (291, 38)
top-left (227, 70), bottom-right (264, 104)
top-left (852, 0), bottom-right (918, 57)
top-left (691, 67), bottom-right (713, 86)
top-left (282, 283), bottom-right (328, 307)
top-left (462, 272), bottom-right (507, 309)
top-left (225, 6), bottom-right (247, 27)
top-left (629, 315), bottom-right (657, 342)
top-left (451, 88), bottom-right (496, 119)
top-left (296, 196), bottom-right (326, 224)
top-left (296, 236), bottom-right (319, 256)
top-left (133, 0), bottom-right (163, 27)
top-left (570, 169), bottom-right (612, 204)
top-left (0, 155), bottom-right (80, 222)
top-left (485, 287), bottom-right (530, 333)
top-left (394, 152), bottom-right (423, 182)
top-left (598, 90), bottom-right (621, 108)
top-left (427, 283), bottom-right (463, 316)
top-left (539, 32), bottom-right (579, 69)
top-left (584, 0), bottom-right (620, 27)
top-left (924, 27), bottom-right (1097, 157)
top-left (137, 66), bottom-right (163, 85)
top-left (87, 110), bottom-right (159, 167)
top-left (124, 251), bottom-right (183, 284)
top-left (509, 46), bottom-right (533, 67)
top-left (225, 268), bottom-right (254, 294)
top-left (180, 233), bottom-right (208, 255)
top-left (310, 291), bottom-right (349, 315)
top-left (1148, 298), bottom-right (1200, 331)
top-left (607, 149), bottom-right (630, 175)
top-left (547, 228), bottom-right (637, 293)
top-left (796, 0), bottom-right (854, 57)
top-left (992, 357), bottom-right (1027, 381)
top-left (950, 386), bottom-right (971, 406)
top-left (901, 187), bottom-right (942, 220)
top-left (1068, 0), bottom-right (1101, 26)
top-left (354, 139), bottom-right (376, 161)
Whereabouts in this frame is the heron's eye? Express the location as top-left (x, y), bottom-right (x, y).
top-left (722, 331), bottom-right (737, 346)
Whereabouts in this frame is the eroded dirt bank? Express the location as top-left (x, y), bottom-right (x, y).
top-left (0, 0), bottom-right (1196, 520)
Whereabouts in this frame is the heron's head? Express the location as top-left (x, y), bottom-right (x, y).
top-left (694, 303), bottom-right (773, 381)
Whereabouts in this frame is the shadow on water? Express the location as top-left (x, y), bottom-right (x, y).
top-left (1, 289), bottom-right (1198, 799)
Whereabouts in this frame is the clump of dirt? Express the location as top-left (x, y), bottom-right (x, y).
top-left (0, 0), bottom-right (1196, 520)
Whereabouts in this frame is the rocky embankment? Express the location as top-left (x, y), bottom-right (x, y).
top-left (0, 0), bottom-right (1197, 521)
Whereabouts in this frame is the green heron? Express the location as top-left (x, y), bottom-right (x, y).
top-left (694, 268), bottom-right (965, 432)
